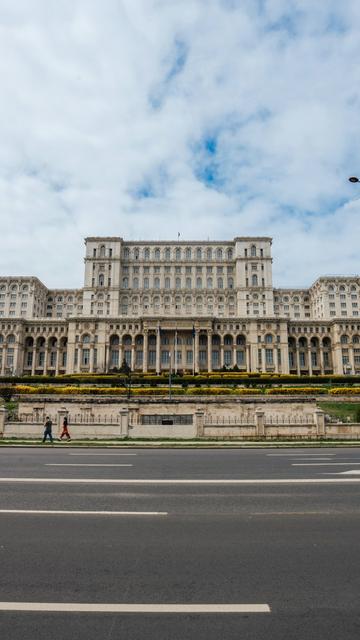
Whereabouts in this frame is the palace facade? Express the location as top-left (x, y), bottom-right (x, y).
top-left (0, 236), bottom-right (359, 376)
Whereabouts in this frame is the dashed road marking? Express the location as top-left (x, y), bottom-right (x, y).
top-left (0, 602), bottom-right (270, 613)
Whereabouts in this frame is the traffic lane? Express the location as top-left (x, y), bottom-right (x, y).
top-left (1, 447), bottom-right (360, 479)
top-left (1, 611), bottom-right (359, 640)
top-left (0, 482), bottom-right (360, 515)
top-left (1, 511), bottom-right (360, 611)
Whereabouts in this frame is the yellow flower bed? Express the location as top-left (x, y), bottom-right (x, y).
top-left (329, 387), bottom-right (360, 395)
top-left (265, 387), bottom-right (328, 395)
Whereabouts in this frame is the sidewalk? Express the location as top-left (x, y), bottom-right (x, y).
top-left (1, 438), bottom-right (360, 448)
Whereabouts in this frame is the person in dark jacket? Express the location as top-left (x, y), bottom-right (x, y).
top-left (42, 416), bottom-right (53, 443)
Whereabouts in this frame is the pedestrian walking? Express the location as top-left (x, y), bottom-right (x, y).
top-left (59, 416), bottom-right (71, 441)
top-left (42, 416), bottom-right (53, 444)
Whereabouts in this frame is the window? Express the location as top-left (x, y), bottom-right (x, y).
top-left (252, 274), bottom-right (258, 286)
top-left (216, 248), bottom-right (223, 260)
top-left (251, 245), bottom-right (256, 257)
top-left (175, 277), bottom-right (181, 289)
top-left (154, 278), bottom-right (160, 289)
top-left (265, 349), bottom-right (273, 365)
top-left (165, 247), bottom-right (170, 260)
top-left (196, 247), bottom-right (202, 260)
top-left (207, 277), bottom-right (213, 289)
top-left (144, 247), bottom-right (150, 260)
top-left (175, 248), bottom-right (181, 261)
top-left (165, 277), bottom-right (170, 289)
top-left (154, 248), bottom-right (160, 260)
top-left (206, 248), bottom-right (212, 260)
top-left (217, 278), bottom-right (223, 289)
top-left (98, 274), bottom-right (104, 287)
top-left (185, 247), bottom-right (192, 259)
top-left (196, 277), bottom-right (202, 289)
top-left (133, 277), bottom-right (139, 289)
top-left (144, 277), bottom-right (149, 289)
top-left (186, 277), bottom-right (192, 289)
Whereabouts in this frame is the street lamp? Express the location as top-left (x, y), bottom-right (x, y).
top-left (349, 177), bottom-right (360, 183)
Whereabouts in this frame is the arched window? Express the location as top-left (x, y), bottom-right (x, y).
top-left (154, 248), bottom-right (160, 260)
top-left (185, 247), bottom-right (192, 260)
top-left (207, 248), bottom-right (212, 260)
top-left (265, 334), bottom-right (273, 344)
top-left (207, 277), bottom-right (213, 289)
top-left (154, 277), bottom-right (160, 289)
top-left (251, 245), bottom-right (256, 257)
top-left (133, 277), bottom-right (139, 289)
top-left (340, 335), bottom-right (348, 344)
top-left (351, 285), bottom-right (357, 292)
top-left (217, 278), bottom-right (223, 289)
top-left (252, 274), bottom-right (258, 286)
top-left (82, 334), bottom-right (90, 344)
top-left (339, 285), bottom-right (346, 292)
top-left (98, 274), bottom-right (104, 287)
top-left (124, 248), bottom-right (129, 259)
top-left (196, 247), bottom-right (202, 260)
top-left (144, 277), bottom-right (149, 289)
top-left (186, 277), bottom-right (192, 289)
top-left (165, 247), bottom-right (171, 260)
top-left (224, 335), bottom-right (233, 346)
top-left (144, 247), bottom-right (150, 260)
top-left (328, 284), bottom-right (334, 292)
top-left (228, 277), bottom-right (234, 289)
top-left (227, 248), bottom-right (233, 260)
top-left (165, 277), bottom-right (170, 289)
top-left (122, 277), bottom-right (128, 289)
top-left (175, 277), bottom-right (181, 289)
top-left (236, 335), bottom-right (246, 346)
top-left (216, 248), bottom-right (223, 260)
top-left (175, 247), bottom-right (181, 261)
top-left (353, 335), bottom-right (360, 344)
top-left (196, 277), bottom-right (202, 289)
top-left (7, 334), bottom-right (15, 344)
top-left (100, 245), bottom-right (106, 258)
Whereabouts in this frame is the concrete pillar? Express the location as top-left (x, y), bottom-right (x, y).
top-left (232, 345), bottom-right (237, 368)
top-left (143, 332), bottom-right (148, 373)
top-left (255, 409), bottom-right (265, 438)
top-left (2, 346), bottom-right (7, 375)
top-left (120, 408), bottom-right (129, 437)
top-left (261, 347), bottom-right (265, 373)
top-left (314, 409), bottom-right (326, 437)
top-left (89, 344), bottom-right (94, 373)
top-left (195, 410), bottom-right (205, 437)
top-left (246, 344), bottom-right (251, 372)
top-left (0, 406), bottom-right (6, 438)
top-left (349, 347), bottom-right (355, 375)
top-left (274, 349), bottom-right (279, 374)
top-left (320, 347), bottom-right (324, 374)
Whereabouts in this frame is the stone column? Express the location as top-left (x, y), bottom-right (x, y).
top-left (13, 342), bottom-right (20, 376)
top-left (220, 338), bottom-right (224, 368)
top-left (156, 333), bottom-right (161, 374)
top-left (119, 408), bottom-right (129, 437)
top-left (232, 345), bottom-right (237, 368)
top-left (131, 342), bottom-right (135, 371)
top-left (246, 344), bottom-right (251, 372)
top-left (55, 348), bottom-right (60, 376)
top-left (255, 409), bottom-right (265, 438)
top-left (349, 346), bottom-right (355, 375)
top-left (194, 330), bottom-right (200, 374)
top-left (143, 332), bottom-right (148, 373)
top-left (195, 410), bottom-right (205, 437)
top-left (89, 344), bottom-right (95, 373)
top-left (274, 349), bottom-right (279, 374)
top-left (261, 347), bottom-right (265, 373)
top-left (314, 409), bottom-right (325, 437)
top-left (43, 348), bottom-right (49, 375)
top-left (319, 346), bottom-right (324, 374)
top-left (207, 331), bottom-right (212, 372)
top-left (296, 347), bottom-right (300, 376)
top-left (333, 345), bottom-right (343, 375)
top-left (31, 347), bottom-right (36, 376)
top-left (308, 347), bottom-right (313, 376)
top-left (0, 406), bottom-right (6, 438)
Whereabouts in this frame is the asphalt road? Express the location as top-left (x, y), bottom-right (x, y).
top-left (0, 447), bottom-right (360, 639)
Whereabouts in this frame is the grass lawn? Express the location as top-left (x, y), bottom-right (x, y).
top-left (318, 401), bottom-right (360, 422)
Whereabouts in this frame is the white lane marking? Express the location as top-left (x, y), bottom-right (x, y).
top-left (338, 470), bottom-right (360, 475)
top-left (1, 477), bottom-right (360, 485)
top-left (45, 464), bottom-right (133, 467)
top-left (290, 458), bottom-right (333, 461)
top-left (69, 453), bottom-right (137, 456)
top-left (267, 453), bottom-right (335, 457)
top-left (0, 509), bottom-right (166, 516)
top-left (292, 462), bottom-right (360, 466)
top-left (0, 602), bottom-right (270, 613)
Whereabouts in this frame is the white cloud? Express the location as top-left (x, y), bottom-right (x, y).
top-left (0, 0), bottom-right (360, 288)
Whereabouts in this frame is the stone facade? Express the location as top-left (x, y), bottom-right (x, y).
top-left (0, 236), bottom-right (360, 375)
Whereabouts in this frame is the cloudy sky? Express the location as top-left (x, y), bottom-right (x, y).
top-left (1, 0), bottom-right (360, 289)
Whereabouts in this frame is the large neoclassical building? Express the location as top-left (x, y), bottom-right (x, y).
top-left (0, 236), bottom-right (359, 376)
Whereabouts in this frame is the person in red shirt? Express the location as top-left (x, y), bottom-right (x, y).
top-left (59, 416), bottom-right (71, 441)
